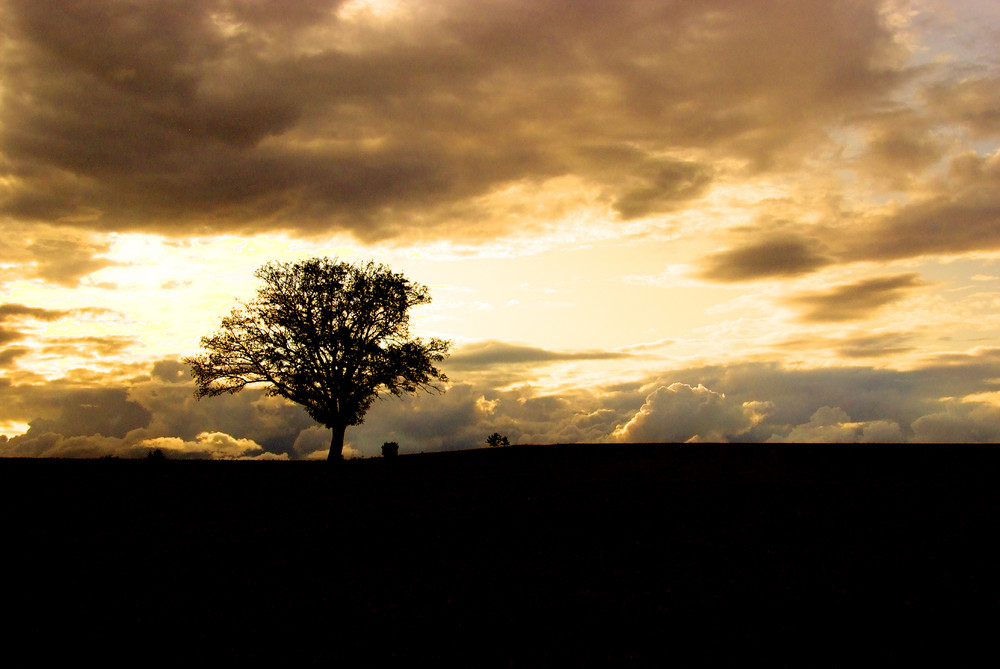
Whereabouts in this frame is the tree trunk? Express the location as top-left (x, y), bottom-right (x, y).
top-left (328, 422), bottom-right (347, 461)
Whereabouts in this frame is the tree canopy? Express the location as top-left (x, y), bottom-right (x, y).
top-left (185, 257), bottom-right (451, 459)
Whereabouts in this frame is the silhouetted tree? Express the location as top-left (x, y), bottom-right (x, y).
top-left (186, 257), bottom-right (451, 460)
top-left (382, 441), bottom-right (399, 458)
top-left (486, 432), bottom-right (510, 448)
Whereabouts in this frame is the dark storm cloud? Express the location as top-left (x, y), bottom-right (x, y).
top-left (611, 160), bottom-right (714, 220)
top-left (857, 108), bottom-right (945, 189)
top-left (785, 273), bottom-right (925, 322)
top-left (127, 374), bottom-right (316, 456)
top-left (151, 358), bottom-right (192, 383)
top-left (26, 238), bottom-right (119, 286)
top-left (833, 332), bottom-right (915, 359)
top-left (0, 346), bottom-right (30, 368)
top-left (865, 127), bottom-right (942, 175)
top-left (0, 359), bottom-right (315, 457)
top-left (695, 140), bottom-right (1000, 277)
top-left (40, 335), bottom-right (139, 359)
top-left (694, 147), bottom-right (1000, 272)
top-left (839, 151), bottom-right (1000, 262)
top-left (0, 303), bottom-right (71, 321)
top-left (446, 340), bottom-right (629, 371)
top-left (0, 302), bottom-right (130, 361)
top-left (0, 303), bottom-right (105, 351)
top-left (698, 235), bottom-right (832, 282)
top-left (867, 129), bottom-right (941, 169)
top-left (0, 0), bottom-right (907, 239)
top-left (779, 331), bottom-right (915, 359)
top-left (849, 198), bottom-right (1000, 262)
top-left (0, 231), bottom-right (119, 287)
top-left (20, 387), bottom-right (152, 439)
top-left (0, 327), bottom-right (26, 345)
top-left (925, 75), bottom-right (1000, 137)
top-left (0, 303), bottom-right (119, 323)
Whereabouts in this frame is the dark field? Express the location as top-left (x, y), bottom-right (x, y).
top-left (4, 444), bottom-right (998, 666)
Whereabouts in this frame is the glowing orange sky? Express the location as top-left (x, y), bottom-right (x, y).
top-left (3, 0), bottom-right (1000, 457)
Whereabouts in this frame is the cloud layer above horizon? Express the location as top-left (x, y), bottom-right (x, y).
top-left (3, 0), bottom-right (1000, 456)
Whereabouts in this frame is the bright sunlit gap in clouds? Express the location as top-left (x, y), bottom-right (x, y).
top-left (4, 0), bottom-right (1000, 455)
top-left (338, 0), bottom-right (403, 19)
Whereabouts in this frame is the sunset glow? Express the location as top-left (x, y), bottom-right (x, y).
top-left (3, 0), bottom-right (1000, 455)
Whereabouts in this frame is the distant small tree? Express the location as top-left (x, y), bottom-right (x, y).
top-left (486, 432), bottom-right (510, 448)
top-left (381, 441), bottom-right (399, 458)
top-left (146, 448), bottom-right (167, 461)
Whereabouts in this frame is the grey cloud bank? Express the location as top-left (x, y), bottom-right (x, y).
top-left (5, 345), bottom-right (1000, 458)
top-left (1, 0), bottom-right (906, 242)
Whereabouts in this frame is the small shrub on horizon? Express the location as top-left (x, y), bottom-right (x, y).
top-left (486, 432), bottom-right (510, 448)
top-left (381, 441), bottom-right (400, 458)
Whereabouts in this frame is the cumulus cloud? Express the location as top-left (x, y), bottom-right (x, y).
top-left (624, 352), bottom-right (1000, 444)
top-left (767, 406), bottom-right (903, 443)
top-left (346, 380), bottom-right (638, 453)
top-left (7, 343), bottom-right (1000, 460)
top-left (0, 431), bottom-right (141, 458)
top-left (0, 426), bottom-right (283, 459)
top-left (910, 399), bottom-right (1000, 443)
top-left (612, 383), bottom-right (766, 443)
top-left (0, 359), bottom-right (316, 458)
top-left (140, 432), bottom-right (280, 460)
top-left (127, 380), bottom-right (317, 456)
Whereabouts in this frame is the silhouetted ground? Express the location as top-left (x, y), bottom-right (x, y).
top-left (3, 444), bottom-right (998, 666)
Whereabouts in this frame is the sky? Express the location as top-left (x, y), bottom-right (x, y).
top-left (2, 0), bottom-right (1000, 458)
